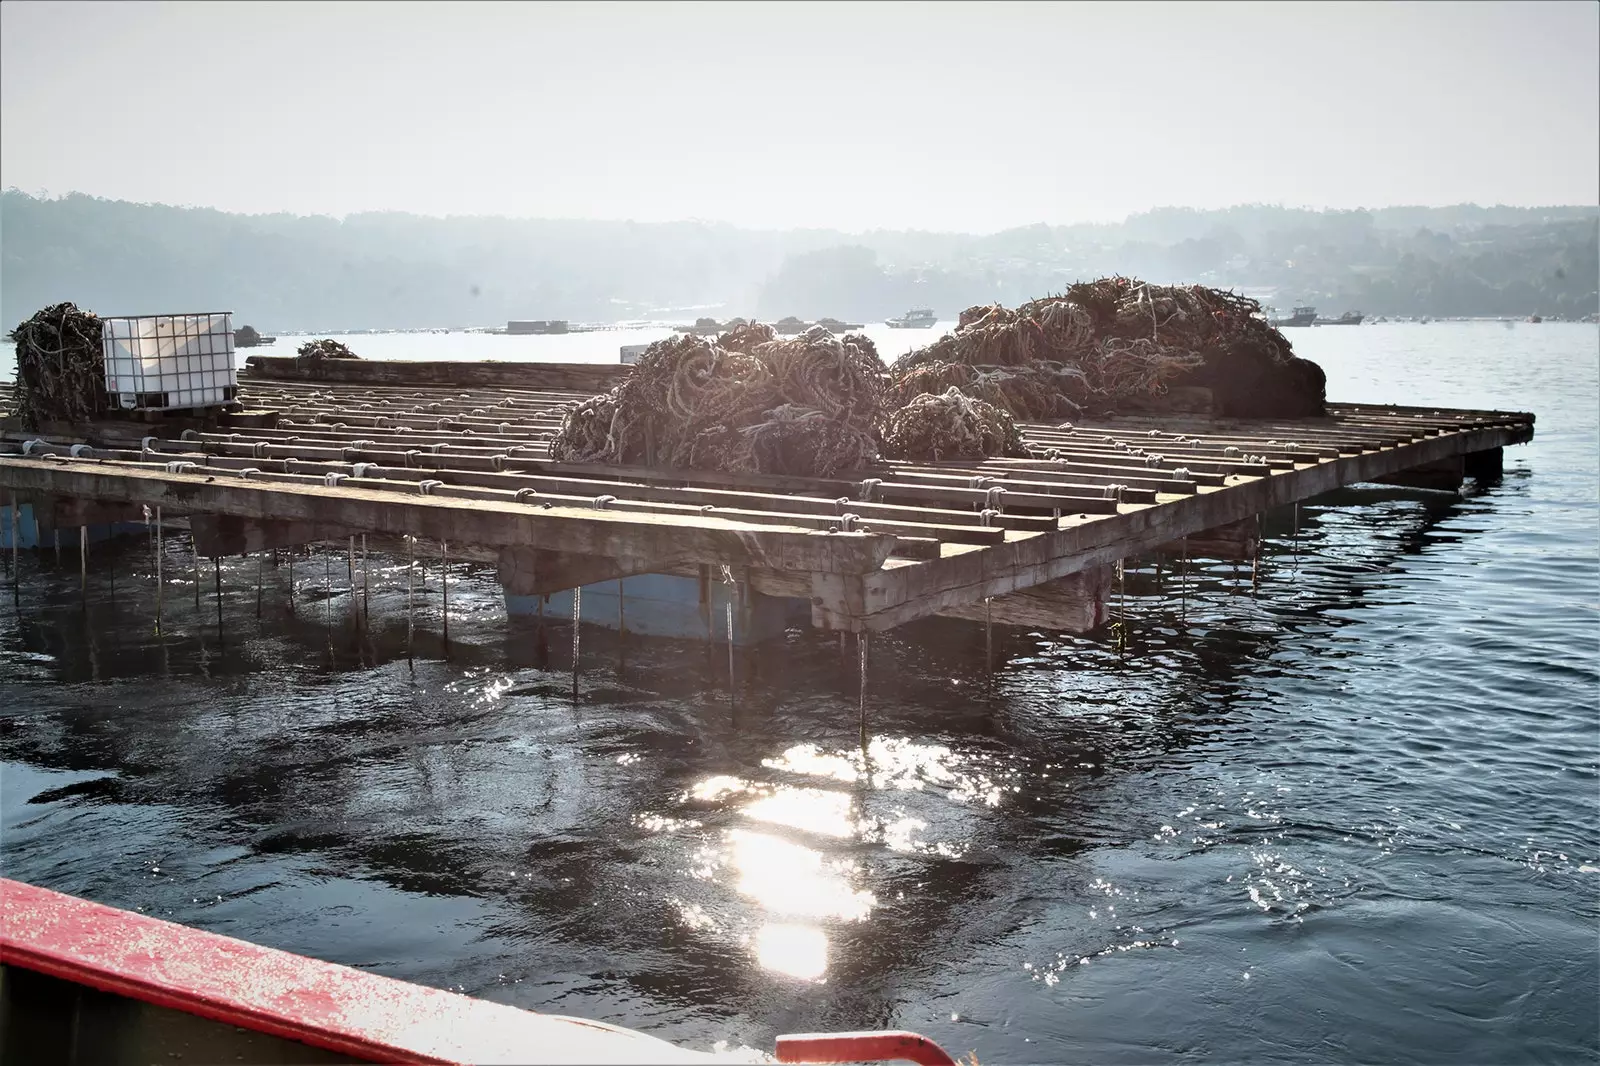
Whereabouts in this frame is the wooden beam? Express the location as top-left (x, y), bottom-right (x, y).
top-left (1372, 455), bottom-right (1464, 492)
top-left (498, 547), bottom-right (687, 596)
top-left (242, 356), bottom-right (628, 393)
top-left (933, 564), bottom-right (1112, 632)
top-left (827, 424), bottom-right (1526, 631)
top-left (1157, 516), bottom-right (1259, 561)
top-left (0, 458), bottom-right (896, 576)
top-left (190, 515), bottom-right (360, 557)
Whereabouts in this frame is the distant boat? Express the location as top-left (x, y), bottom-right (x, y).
top-left (505, 320), bottom-right (569, 335)
top-left (886, 308), bottom-right (937, 329)
top-left (1268, 306), bottom-right (1318, 328)
top-left (233, 326), bottom-right (275, 348)
top-left (1314, 311), bottom-right (1365, 326)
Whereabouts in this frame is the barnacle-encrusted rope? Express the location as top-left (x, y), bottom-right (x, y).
top-left (7, 302), bottom-right (107, 428)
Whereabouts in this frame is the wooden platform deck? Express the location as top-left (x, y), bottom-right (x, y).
top-left (0, 369), bottom-right (1535, 634)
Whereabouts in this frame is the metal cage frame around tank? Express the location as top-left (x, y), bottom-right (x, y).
top-left (100, 311), bottom-right (240, 412)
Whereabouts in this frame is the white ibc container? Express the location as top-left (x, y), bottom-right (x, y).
top-left (102, 312), bottom-right (238, 411)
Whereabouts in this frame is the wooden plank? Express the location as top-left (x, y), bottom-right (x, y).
top-left (824, 424), bottom-right (1527, 631)
top-left (0, 457), bottom-right (896, 576)
top-left (242, 356), bottom-right (628, 393)
top-left (1372, 454), bottom-right (1464, 491)
top-left (933, 564), bottom-right (1112, 632)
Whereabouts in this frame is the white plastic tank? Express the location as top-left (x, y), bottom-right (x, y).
top-left (102, 312), bottom-right (238, 411)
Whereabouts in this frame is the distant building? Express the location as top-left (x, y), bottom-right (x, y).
top-left (506, 320), bottom-right (569, 335)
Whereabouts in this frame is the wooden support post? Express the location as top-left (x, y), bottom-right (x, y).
top-left (571, 586), bottom-right (582, 704)
top-left (857, 632), bottom-right (870, 756)
top-left (154, 507), bottom-right (163, 636)
top-left (441, 539), bottom-right (450, 645)
top-left (348, 536), bottom-right (357, 625)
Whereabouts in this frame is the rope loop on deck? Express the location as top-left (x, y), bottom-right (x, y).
top-left (985, 485), bottom-right (1006, 512)
top-left (858, 477), bottom-right (883, 502)
top-left (968, 475), bottom-right (994, 489)
top-left (404, 450), bottom-right (421, 467)
top-left (237, 467), bottom-right (260, 479)
top-left (979, 508), bottom-right (1001, 528)
top-left (1103, 482), bottom-right (1127, 500)
top-left (835, 496), bottom-right (851, 514)
top-left (375, 415), bottom-right (389, 426)
top-left (591, 494), bottom-right (617, 510)
top-left (323, 472), bottom-right (348, 487)
top-left (1149, 429), bottom-right (1162, 437)
top-left (1171, 467), bottom-right (1193, 480)
top-left (69, 444), bottom-right (92, 458)
top-left (417, 479), bottom-right (445, 496)
top-left (1145, 453), bottom-right (1165, 466)
top-left (1224, 445), bottom-right (1240, 455)
top-left (141, 436), bottom-right (158, 453)
top-left (350, 463), bottom-right (375, 478)
top-left (180, 429), bottom-right (200, 441)
top-left (1057, 422), bottom-right (1074, 431)
top-left (252, 441), bottom-right (270, 458)
top-left (838, 512), bottom-right (860, 532)
top-left (514, 488), bottom-right (539, 502)
top-left (499, 423), bottom-right (512, 434)
top-left (164, 461), bottom-right (197, 474)
top-left (21, 439), bottom-right (45, 456)
top-left (491, 454), bottom-right (508, 471)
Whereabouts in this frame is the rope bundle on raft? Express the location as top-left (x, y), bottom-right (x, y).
top-left (890, 277), bottom-right (1325, 419)
top-left (297, 338), bottom-right (361, 360)
top-left (6, 302), bottom-right (108, 429)
top-left (552, 278), bottom-right (1328, 474)
top-left (551, 326), bottom-right (884, 477)
top-left (879, 386), bottom-right (1026, 462)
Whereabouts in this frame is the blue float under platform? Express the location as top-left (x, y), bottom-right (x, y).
top-left (504, 572), bottom-right (809, 645)
top-left (1, 501), bottom-right (150, 551)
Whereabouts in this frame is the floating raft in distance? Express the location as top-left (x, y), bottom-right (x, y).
top-left (0, 357), bottom-right (1535, 640)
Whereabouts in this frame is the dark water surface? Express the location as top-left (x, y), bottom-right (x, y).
top-left (3, 323), bottom-right (1597, 1063)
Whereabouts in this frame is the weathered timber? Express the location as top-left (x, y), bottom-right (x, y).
top-left (825, 424), bottom-right (1528, 631)
top-left (0, 459), bottom-right (896, 577)
top-left (932, 564), bottom-right (1112, 632)
top-left (499, 547), bottom-right (687, 597)
top-left (243, 356), bottom-right (629, 393)
top-left (1373, 455), bottom-right (1465, 492)
top-left (191, 515), bottom-right (361, 557)
top-left (1156, 516), bottom-right (1259, 561)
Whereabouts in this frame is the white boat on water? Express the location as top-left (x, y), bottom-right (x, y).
top-left (886, 308), bottom-right (937, 329)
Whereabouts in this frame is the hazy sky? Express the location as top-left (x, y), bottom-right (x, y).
top-left (2, 1), bottom-right (1595, 232)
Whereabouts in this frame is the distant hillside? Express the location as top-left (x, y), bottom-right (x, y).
top-left (2, 191), bottom-right (1595, 331)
